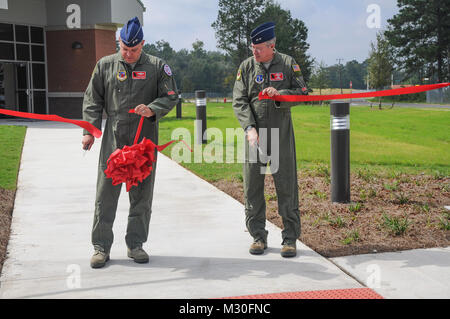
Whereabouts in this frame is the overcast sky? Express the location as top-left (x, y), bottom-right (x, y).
top-left (137, 0), bottom-right (400, 66)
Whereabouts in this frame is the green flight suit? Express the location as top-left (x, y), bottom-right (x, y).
top-left (83, 52), bottom-right (178, 254)
top-left (232, 50), bottom-right (308, 245)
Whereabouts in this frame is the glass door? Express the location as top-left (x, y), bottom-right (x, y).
top-left (15, 61), bottom-right (33, 113)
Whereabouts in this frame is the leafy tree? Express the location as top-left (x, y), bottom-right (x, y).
top-left (385, 0), bottom-right (450, 83)
top-left (212, 0), bottom-right (265, 67)
top-left (309, 61), bottom-right (330, 96)
top-left (368, 32), bottom-right (393, 108)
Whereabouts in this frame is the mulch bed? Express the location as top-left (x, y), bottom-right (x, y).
top-left (0, 188), bottom-right (15, 275)
top-left (213, 170), bottom-right (450, 257)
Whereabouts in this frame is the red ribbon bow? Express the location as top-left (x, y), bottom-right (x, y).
top-left (104, 109), bottom-right (191, 192)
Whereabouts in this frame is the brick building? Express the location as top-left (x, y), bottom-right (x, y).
top-left (0, 0), bottom-right (145, 118)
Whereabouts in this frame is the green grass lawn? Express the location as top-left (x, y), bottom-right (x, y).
top-left (0, 126), bottom-right (26, 190)
top-left (158, 102), bottom-right (450, 181)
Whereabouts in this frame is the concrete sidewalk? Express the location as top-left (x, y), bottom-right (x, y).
top-left (0, 120), bottom-right (449, 299)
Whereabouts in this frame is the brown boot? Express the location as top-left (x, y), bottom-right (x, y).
top-left (281, 242), bottom-right (297, 258)
top-left (127, 247), bottom-right (149, 263)
top-left (90, 250), bottom-right (110, 268)
top-left (249, 240), bottom-right (267, 255)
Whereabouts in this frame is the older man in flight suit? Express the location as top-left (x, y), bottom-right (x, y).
top-left (82, 17), bottom-right (178, 268)
top-left (233, 22), bottom-right (308, 257)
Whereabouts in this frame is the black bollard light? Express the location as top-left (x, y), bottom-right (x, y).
top-left (330, 101), bottom-right (350, 203)
top-left (176, 90), bottom-right (182, 119)
top-left (195, 90), bottom-right (207, 144)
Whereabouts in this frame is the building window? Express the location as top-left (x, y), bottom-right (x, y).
top-left (30, 26), bottom-right (44, 44)
top-left (0, 23), bottom-right (13, 41)
top-left (15, 25), bottom-right (29, 43)
top-left (16, 43), bottom-right (30, 61)
top-left (0, 42), bottom-right (14, 60)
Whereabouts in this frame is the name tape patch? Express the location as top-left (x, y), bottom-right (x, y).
top-left (270, 72), bottom-right (284, 81)
top-left (132, 71), bottom-right (146, 79)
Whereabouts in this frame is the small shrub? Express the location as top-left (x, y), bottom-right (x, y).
top-left (382, 213), bottom-right (411, 236)
top-left (359, 189), bottom-right (367, 201)
top-left (329, 216), bottom-right (346, 228)
top-left (368, 188), bottom-right (377, 198)
top-left (341, 229), bottom-right (360, 245)
top-left (357, 168), bottom-right (377, 182)
top-left (395, 193), bottom-right (410, 205)
top-left (349, 202), bottom-right (363, 213)
top-left (384, 181), bottom-right (399, 191)
top-left (438, 212), bottom-right (450, 231)
top-left (313, 189), bottom-right (327, 200)
top-left (433, 170), bottom-right (446, 180)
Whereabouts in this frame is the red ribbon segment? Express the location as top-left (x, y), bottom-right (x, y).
top-left (259, 83), bottom-right (450, 102)
top-left (0, 108), bottom-right (102, 138)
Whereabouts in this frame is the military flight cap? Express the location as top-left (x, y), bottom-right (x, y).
top-left (250, 22), bottom-right (275, 44)
top-left (120, 16), bottom-right (144, 47)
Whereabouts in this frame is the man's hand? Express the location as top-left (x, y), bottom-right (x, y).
top-left (246, 127), bottom-right (259, 146)
top-left (82, 134), bottom-right (95, 151)
top-left (261, 87), bottom-right (280, 97)
top-left (134, 104), bottom-right (155, 118)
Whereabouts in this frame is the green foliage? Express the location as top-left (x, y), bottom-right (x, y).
top-left (384, 181), bottom-right (399, 191)
top-left (356, 167), bottom-right (377, 182)
top-left (385, 0), bottom-right (450, 83)
top-left (312, 190), bottom-right (327, 200)
top-left (328, 215), bottom-right (346, 228)
top-left (0, 125), bottom-right (26, 190)
top-left (381, 213), bottom-right (411, 236)
top-left (309, 61), bottom-right (330, 95)
top-left (438, 212), bottom-right (450, 230)
top-left (349, 202), bottom-right (363, 213)
top-left (394, 193), bottom-right (410, 205)
top-left (368, 32), bottom-right (393, 92)
top-left (143, 40), bottom-right (235, 94)
top-left (324, 60), bottom-right (368, 90)
top-left (341, 229), bottom-right (360, 245)
top-left (212, 0), bottom-right (265, 67)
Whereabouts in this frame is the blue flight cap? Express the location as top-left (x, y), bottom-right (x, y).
top-left (120, 17), bottom-right (144, 47)
top-left (250, 22), bottom-right (276, 44)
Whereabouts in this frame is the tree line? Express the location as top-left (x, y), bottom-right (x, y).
top-left (140, 0), bottom-right (449, 95)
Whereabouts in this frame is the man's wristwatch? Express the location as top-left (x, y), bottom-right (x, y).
top-left (244, 125), bottom-right (254, 133)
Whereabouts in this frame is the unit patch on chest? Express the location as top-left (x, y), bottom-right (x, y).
top-left (255, 74), bottom-right (264, 84)
top-left (270, 72), bottom-right (284, 81)
top-left (117, 71), bottom-right (127, 81)
top-left (132, 71), bottom-right (146, 79)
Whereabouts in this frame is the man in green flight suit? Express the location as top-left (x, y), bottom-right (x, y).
top-left (233, 22), bottom-right (308, 258)
top-left (82, 17), bottom-right (178, 268)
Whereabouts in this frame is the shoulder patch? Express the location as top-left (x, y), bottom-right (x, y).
top-left (164, 64), bottom-right (172, 76)
top-left (236, 69), bottom-right (242, 81)
top-left (292, 64), bottom-right (301, 73)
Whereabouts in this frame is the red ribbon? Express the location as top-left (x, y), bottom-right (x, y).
top-left (0, 108), bottom-right (102, 138)
top-left (259, 82), bottom-right (450, 102)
